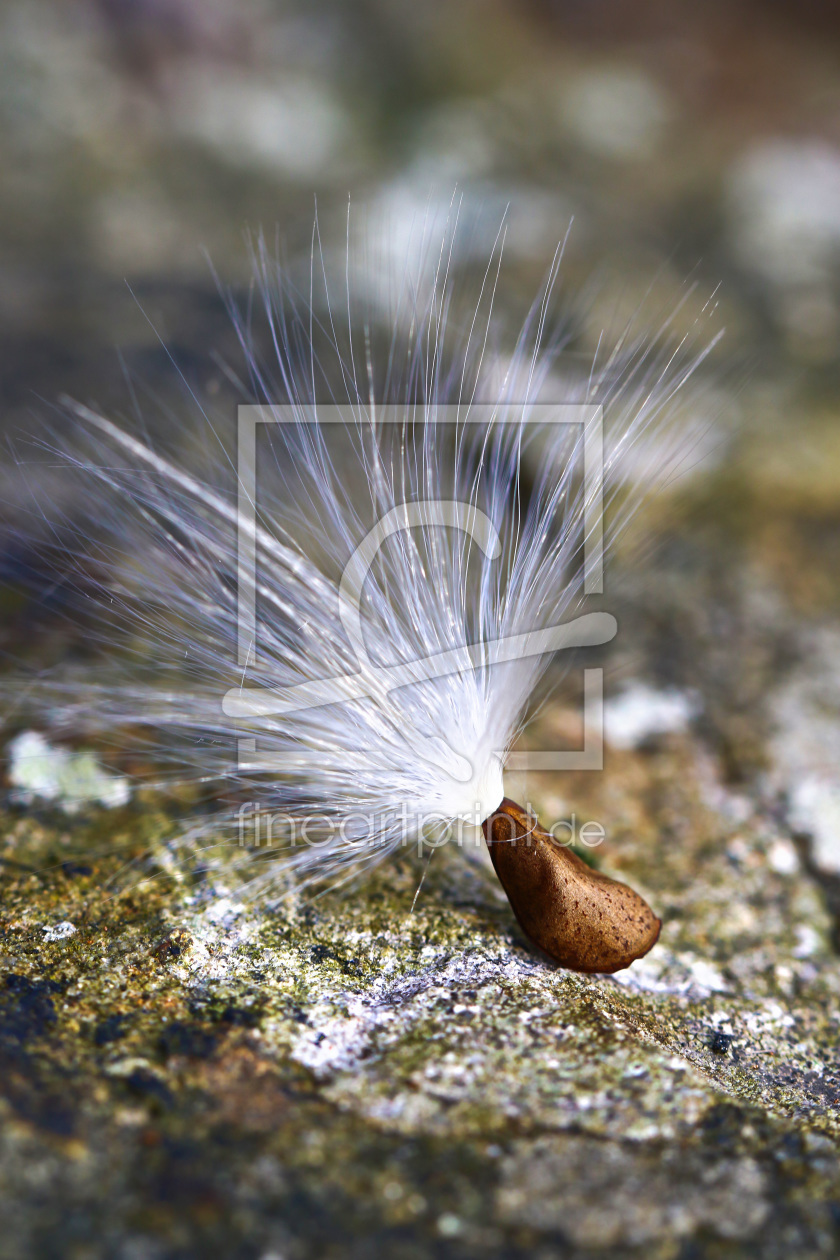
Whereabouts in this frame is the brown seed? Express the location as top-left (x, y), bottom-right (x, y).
top-left (482, 797), bottom-right (660, 973)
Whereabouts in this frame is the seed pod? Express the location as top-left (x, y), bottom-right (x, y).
top-left (482, 798), bottom-right (660, 973)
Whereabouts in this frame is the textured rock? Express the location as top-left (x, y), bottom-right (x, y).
top-left (2, 687), bottom-right (840, 1258)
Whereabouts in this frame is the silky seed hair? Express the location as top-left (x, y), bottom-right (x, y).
top-left (11, 212), bottom-right (718, 903)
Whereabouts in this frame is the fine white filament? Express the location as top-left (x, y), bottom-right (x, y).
top-left (15, 212), bottom-right (718, 898)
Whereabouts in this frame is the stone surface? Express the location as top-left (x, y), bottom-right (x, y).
top-left (2, 665), bottom-right (840, 1258)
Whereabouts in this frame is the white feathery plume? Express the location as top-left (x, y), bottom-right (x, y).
top-left (11, 211), bottom-right (719, 900)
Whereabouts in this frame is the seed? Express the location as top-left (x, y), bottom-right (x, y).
top-left (482, 798), bottom-right (661, 973)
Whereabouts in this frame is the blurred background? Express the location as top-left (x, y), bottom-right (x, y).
top-left (1, 0), bottom-right (839, 400)
top-left (4, 7), bottom-right (840, 1258)
top-left (3, 0), bottom-right (840, 768)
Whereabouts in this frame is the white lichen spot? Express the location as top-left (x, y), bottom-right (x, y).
top-left (43, 921), bottom-right (76, 942)
top-left (203, 895), bottom-right (247, 925)
top-left (7, 730), bottom-right (131, 814)
top-left (788, 776), bottom-right (840, 875)
top-left (792, 924), bottom-right (823, 960)
top-left (767, 837), bottom-right (800, 876)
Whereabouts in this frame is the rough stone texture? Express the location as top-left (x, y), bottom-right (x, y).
top-left (3, 611), bottom-right (840, 1260)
